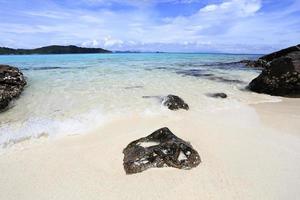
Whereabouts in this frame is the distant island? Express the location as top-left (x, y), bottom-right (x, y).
top-left (0, 45), bottom-right (111, 55)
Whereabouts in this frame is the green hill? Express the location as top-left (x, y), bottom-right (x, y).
top-left (0, 45), bottom-right (111, 55)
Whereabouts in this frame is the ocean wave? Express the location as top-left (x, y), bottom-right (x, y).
top-left (0, 109), bottom-right (107, 149)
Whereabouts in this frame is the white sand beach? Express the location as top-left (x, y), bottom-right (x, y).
top-left (0, 98), bottom-right (299, 200)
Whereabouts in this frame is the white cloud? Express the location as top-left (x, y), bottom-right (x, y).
top-left (103, 36), bottom-right (124, 47)
top-left (201, 4), bottom-right (218, 12)
top-left (82, 39), bottom-right (99, 47)
top-left (25, 11), bottom-right (70, 19)
top-left (199, 0), bottom-right (261, 16)
top-left (0, 0), bottom-right (299, 53)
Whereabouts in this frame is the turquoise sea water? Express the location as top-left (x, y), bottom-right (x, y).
top-left (0, 53), bottom-right (279, 148)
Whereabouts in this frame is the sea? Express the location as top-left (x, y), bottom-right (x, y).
top-left (0, 53), bottom-right (281, 148)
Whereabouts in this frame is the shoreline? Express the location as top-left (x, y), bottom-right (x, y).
top-left (251, 98), bottom-right (300, 135)
top-left (0, 98), bottom-right (299, 200)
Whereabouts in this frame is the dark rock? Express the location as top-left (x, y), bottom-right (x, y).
top-left (207, 93), bottom-right (228, 98)
top-left (243, 44), bottom-right (300, 69)
top-left (123, 127), bottom-right (201, 174)
top-left (239, 59), bottom-right (266, 68)
top-left (162, 95), bottom-right (189, 110)
top-left (248, 57), bottom-right (300, 97)
top-left (246, 44), bottom-right (300, 97)
top-left (0, 65), bottom-right (26, 110)
top-left (260, 44), bottom-right (300, 63)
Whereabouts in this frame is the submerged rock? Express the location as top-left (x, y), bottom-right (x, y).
top-left (162, 95), bottom-right (189, 110)
top-left (207, 93), bottom-right (228, 98)
top-left (248, 57), bottom-right (300, 97)
top-left (176, 69), bottom-right (245, 84)
top-left (123, 127), bottom-right (201, 174)
top-left (0, 65), bottom-right (27, 110)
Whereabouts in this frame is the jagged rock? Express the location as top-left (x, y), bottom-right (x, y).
top-left (241, 44), bottom-right (300, 69)
top-left (207, 93), bottom-right (228, 98)
top-left (123, 127), bottom-right (201, 174)
top-left (0, 65), bottom-right (26, 110)
top-left (239, 59), bottom-right (266, 68)
top-left (260, 44), bottom-right (300, 64)
top-left (162, 95), bottom-right (189, 110)
top-left (248, 57), bottom-right (300, 97)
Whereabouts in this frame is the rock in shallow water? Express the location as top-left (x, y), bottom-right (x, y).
top-left (207, 93), bottom-right (228, 98)
top-left (162, 95), bottom-right (189, 110)
top-left (0, 65), bottom-right (26, 111)
top-left (123, 127), bottom-right (201, 174)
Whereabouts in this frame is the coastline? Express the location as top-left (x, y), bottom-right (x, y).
top-left (0, 98), bottom-right (299, 200)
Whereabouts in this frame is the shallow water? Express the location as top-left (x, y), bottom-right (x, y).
top-left (0, 53), bottom-right (280, 148)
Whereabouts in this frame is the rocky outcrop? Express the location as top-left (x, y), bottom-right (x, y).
top-left (123, 127), bottom-right (201, 174)
top-left (260, 44), bottom-right (300, 65)
top-left (247, 44), bottom-right (300, 97)
top-left (162, 95), bottom-right (189, 110)
top-left (248, 57), bottom-right (300, 97)
top-left (0, 65), bottom-right (27, 110)
top-left (242, 44), bottom-right (300, 69)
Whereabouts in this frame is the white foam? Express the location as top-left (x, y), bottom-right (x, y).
top-left (0, 109), bottom-right (107, 149)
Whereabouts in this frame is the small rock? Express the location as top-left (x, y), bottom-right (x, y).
top-left (123, 127), bottom-right (201, 174)
top-left (207, 93), bottom-right (228, 98)
top-left (162, 95), bottom-right (189, 110)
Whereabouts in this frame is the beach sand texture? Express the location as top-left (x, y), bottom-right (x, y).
top-left (0, 98), bottom-right (299, 200)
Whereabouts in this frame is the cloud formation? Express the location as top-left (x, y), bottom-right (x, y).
top-left (0, 0), bottom-right (299, 53)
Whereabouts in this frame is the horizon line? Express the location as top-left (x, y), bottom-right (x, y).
top-left (0, 45), bottom-right (265, 56)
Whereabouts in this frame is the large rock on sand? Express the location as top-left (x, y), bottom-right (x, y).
top-left (246, 44), bottom-right (300, 97)
top-left (0, 65), bottom-right (27, 110)
top-left (248, 57), bottom-right (300, 97)
top-left (123, 127), bottom-right (201, 174)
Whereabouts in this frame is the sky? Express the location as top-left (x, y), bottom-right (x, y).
top-left (0, 0), bottom-right (299, 53)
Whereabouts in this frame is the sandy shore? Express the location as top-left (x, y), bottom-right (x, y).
top-left (0, 98), bottom-right (300, 200)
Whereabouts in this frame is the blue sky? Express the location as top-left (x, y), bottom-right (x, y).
top-left (0, 0), bottom-right (299, 53)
